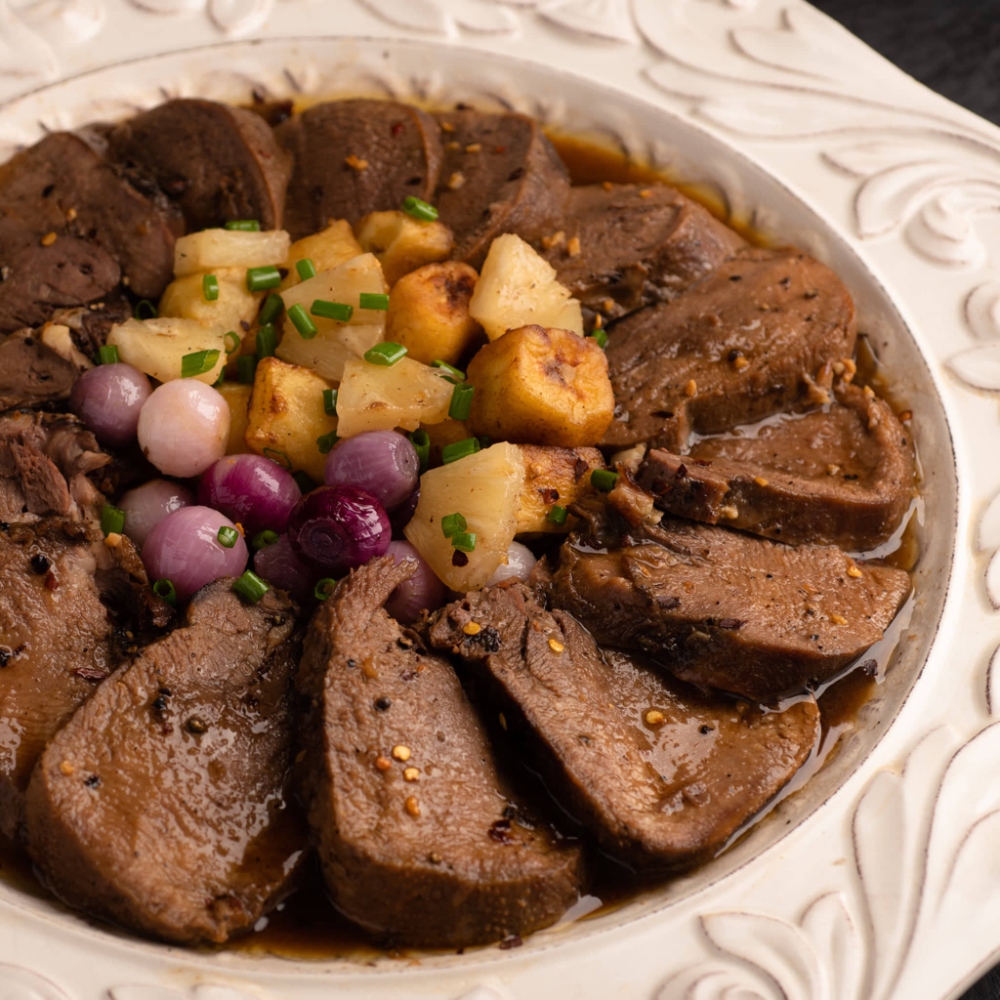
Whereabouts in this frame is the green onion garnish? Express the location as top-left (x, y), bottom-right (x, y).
top-left (409, 429), bottom-right (430, 473)
top-left (153, 578), bottom-right (177, 607)
top-left (547, 505), bottom-right (569, 526)
top-left (98, 344), bottom-right (119, 365)
top-left (431, 359), bottom-right (465, 382)
top-left (288, 303), bottom-right (318, 340)
top-left (323, 388), bottom-right (338, 415)
top-left (181, 349), bottom-right (220, 379)
top-left (449, 383), bottom-right (474, 421)
top-left (217, 526), bottom-right (239, 549)
top-left (295, 258), bottom-right (317, 281)
top-left (260, 292), bottom-right (284, 325)
top-left (317, 431), bottom-right (339, 454)
top-left (359, 292), bottom-right (390, 312)
top-left (100, 503), bottom-right (125, 536)
top-left (588, 328), bottom-right (608, 349)
top-left (441, 513), bottom-right (468, 538)
top-left (203, 274), bottom-right (219, 301)
top-left (402, 196), bottom-right (439, 222)
top-left (451, 531), bottom-right (477, 553)
top-left (312, 299), bottom-right (354, 322)
top-left (591, 468), bottom-right (619, 493)
top-left (251, 529), bottom-right (279, 551)
top-left (224, 331), bottom-right (241, 355)
top-left (232, 570), bottom-right (269, 603)
top-left (225, 219), bottom-right (260, 231)
top-left (442, 437), bottom-right (481, 465)
top-left (134, 299), bottom-right (158, 320)
top-left (292, 471), bottom-right (315, 494)
top-left (256, 323), bottom-right (277, 358)
top-left (314, 578), bottom-right (338, 601)
top-left (246, 265), bottom-right (282, 292)
top-left (263, 448), bottom-right (292, 470)
top-left (364, 342), bottom-right (407, 366)
top-left (237, 354), bottom-right (257, 384)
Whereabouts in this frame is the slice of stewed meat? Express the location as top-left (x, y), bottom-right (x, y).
top-left (434, 110), bottom-right (570, 269)
top-left (296, 555), bottom-right (583, 948)
top-left (109, 99), bottom-right (292, 232)
top-left (428, 583), bottom-right (820, 869)
top-left (277, 100), bottom-right (443, 237)
top-left (25, 581), bottom-right (307, 945)
top-left (602, 247), bottom-right (858, 451)
top-left (637, 382), bottom-right (917, 550)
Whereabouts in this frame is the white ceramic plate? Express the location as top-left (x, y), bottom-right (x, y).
top-left (2, 4), bottom-right (1000, 999)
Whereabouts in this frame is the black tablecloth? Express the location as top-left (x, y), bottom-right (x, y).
top-left (807, 4), bottom-right (1000, 996)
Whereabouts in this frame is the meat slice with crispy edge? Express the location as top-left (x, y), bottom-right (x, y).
top-left (25, 581), bottom-right (306, 946)
top-left (109, 99), bottom-right (292, 232)
top-left (602, 246), bottom-right (858, 451)
top-left (277, 100), bottom-right (443, 237)
top-left (427, 582), bottom-right (820, 870)
top-left (296, 555), bottom-right (583, 948)
top-left (637, 382), bottom-right (917, 550)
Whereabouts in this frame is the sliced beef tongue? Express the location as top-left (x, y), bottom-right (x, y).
top-left (538, 184), bottom-right (745, 324)
top-left (0, 326), bottom-right (90, 412)
top-left (109, 99), bottom-right (292, 232)
top-left (602, 247), bottom-right (858, 451)
top-left (433, 109), bottom-right (570, 269)
top-left (277, 100), bottom-right (443, 238)
top-left (297, 555), bottom-right (582, 948)
top-left (638, 382), bottom-right (917, 550)
top-left (427, 583), bottom-right (820, 870)
top-left (25, 581), bottom-right (306, 946)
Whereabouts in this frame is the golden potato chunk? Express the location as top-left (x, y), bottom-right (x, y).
top-left (355, 210), bottom-right (454, 286)
top-left (386, 261), bottom-right (483, 366)
top-left (245, 357), bottom-right (338, 482)
top-left (467, 325), bottom-right (615, 447)
top-left (216, 381), bottom-right (252, 455)
top-left (280, 221), bottom-right (364, 291)
top-left (159, 267), bottom-right (261, 340)
top-left (516, 444), bottom-right (603, 534)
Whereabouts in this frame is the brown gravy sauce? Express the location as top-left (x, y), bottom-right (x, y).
top-left (0, 131), bottom-right (918, 963)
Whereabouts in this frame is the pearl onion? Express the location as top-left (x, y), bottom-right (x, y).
top-left (137, 379), bottom-right (229, 478)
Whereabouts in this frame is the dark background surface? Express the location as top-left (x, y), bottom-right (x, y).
top-left (805, 6), bottom-right (999, 998)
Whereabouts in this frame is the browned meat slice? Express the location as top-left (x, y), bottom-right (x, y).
top-left (427, 583), bottom-right (819, 869)
top-left (550, 509), bottom-right (910, 702)
top-left (434, 110), bottom-right (570, 268)
top-left (25, 581), bottom-right (306, 946)
top-left (0, 131), bottom-right (179, 311)
top-left (539, 184), bottom-right (745, 324)
top-left (602, 247), bottom-right (857, 451)
top-left (0, 328), bottom-right (88, 412)
top-left (109, 99), bottom-right (291, 232)
top-left (297, 556), bottom-right (582, 948)
top-left (637, 383), bottom-right (917, 550)
top-left (277, 100), bottom-right (443, 237)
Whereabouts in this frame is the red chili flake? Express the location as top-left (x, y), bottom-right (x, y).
top-left (538, 487), bottom-right (559, 504)
top-left (494, 145), bottom-right (506, 154)
top-left (488, 818), bottom-right (515, 844)
top-left (573, 458), bottom-right (590, 482)
top-left (44, 570), bottom-right (59, 590)
top-left (391, 122), bottom-right (404, 136)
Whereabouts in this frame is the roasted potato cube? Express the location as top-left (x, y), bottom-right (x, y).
top-left (173, 229), bottom-right (290, 276)
top-left (420, 418), bottom-right (472, 465)
top-left (245, 357), bottom-right (338, 482)
top-left (108, 317), bottom-right (226, 385)
top-left (280, 221), bottom-right (364, 291)
top-left (159, 267), bottom-right (261, 340)
top-left (386, 261), bottom-right (482, 366)
top-left (216, 381), bottom-right (252, 455)
top-left (515, 445), bottom-right (603, 534)
top-left (355, 210), bottom-right (454, 286)
top-left (467, 325), bottom-right (615, 447)
top-left (469, 233), bottom-right (583, 340)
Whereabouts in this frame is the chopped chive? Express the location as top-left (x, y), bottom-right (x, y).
top-left (314, 578), bottom-right (338, 601)
top-left (263, 448), bottom-right (292, 470)
top-left (217, 525), bottom-right (239, 549)
top-left (100, 503), bottom-right (125, 536)
top-left (591, 468), bottom-right (619, 493)
top-left (431, 359), bottom-right (465, 382)
top-left (441, 437), bottom-right (481, 465)
top-left (451, 531), bottom-right (477, 553)
top-left (409, 429), bottom-right (430, 473)
top-left (181, 349), bottom-right (220, 379)
top-left (232, 570), bottom-right (269, 603)
top-left (203, 273), bottom-right (220, 301)
top-left (311, 299), bottom-right (354, 322)
top-left (292, 470), bottom-right (315, 494)
top-left (259, 292), bottom-right (284, 324)
top-left (547, 505), bottom-right (569, 526)
top-left (251, 529), bottom-right (279, 551)
top-left (359, 292), bottom-right (390, 311)
top-left (448, 382), bottom-right (474, 421)
top-left (402, 196), bottom-right (439, 222)
top-left (153, 578), bottom-right (177, 607)
top-left (441, 512), bottom-right (468, 538)
top-left (364, 342), bottom-right (407, 366)
top-left (98, 344), bottom-right (119, 365)
top-left (256, 323), bottom-right (277, 358)
top-left (295, 258), bottom-right (317, 281)
top-left (246, 265), bottom-right (282, 292)
top-left (238, 353), bottom-right (257, 384)
top-left (588, 328), bottom-right (608, 349)
top-left (225, 219), bottom-right (260, 231)
top-left (288, 303), bottom-right (318, 339)
top-left (317, 431), bottom-right (339, 454)
top-left (134, 299), bottom-right (158, 320)
top-left (323, 388), bottom-right (338, 415)
top-left (224, 330), bottom-right (241, 355)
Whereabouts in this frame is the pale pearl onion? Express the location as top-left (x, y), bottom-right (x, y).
top-left (137, 379), bottom-right (229, 478)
